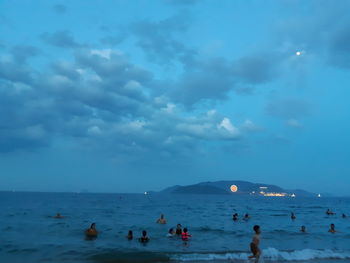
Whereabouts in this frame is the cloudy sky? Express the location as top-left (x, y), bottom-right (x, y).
top-left (1, 0), bottom-right (349, 195)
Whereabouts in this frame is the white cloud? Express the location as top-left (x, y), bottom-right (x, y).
top-left (217, 118), bottom-right (240, 139)
top-left (161, 103), bottom-right (176, 114)
top-left (90, 49), bottom-right (113, 59)
top-left (90, 48), bottom-right (123, 59)
top-left (124, 80), bottom-right (142, 91)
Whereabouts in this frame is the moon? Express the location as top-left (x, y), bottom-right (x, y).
top-left (230, 185), bottom-right (238, 192)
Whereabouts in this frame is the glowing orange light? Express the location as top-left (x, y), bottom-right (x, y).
top-left (230, 185), bottom-right (238, 192)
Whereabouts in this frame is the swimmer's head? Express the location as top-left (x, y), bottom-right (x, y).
top-left (142, 230), bottom-right (147, 237)
top-left (169, 228), bottom-right (174, 234)
top-left (128, 230), bottom-right (133, 235)
top-left (177, 224), bottom-right (182, 228)
top-left (301, 225), bottom-right (306, 232)
top-left (330, 223), bottom-right (335, 229)
top-left (183, 227), bottom-right (188, 233)
top-left (253, 225), bottom-right (260, 234)
top-left (161, 214), bottom-right (164, 219)
top-left (90, 223), bottom-right (96, 229)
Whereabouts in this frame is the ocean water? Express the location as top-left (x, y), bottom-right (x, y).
top-left (1, 192), bottom-right (350, 263)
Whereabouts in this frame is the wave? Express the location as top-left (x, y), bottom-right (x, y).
top-left (169, 248), bottom-right (350, 261)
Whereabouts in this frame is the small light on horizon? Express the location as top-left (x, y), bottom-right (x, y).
top-left (296, 51), bottom-right (302, 56)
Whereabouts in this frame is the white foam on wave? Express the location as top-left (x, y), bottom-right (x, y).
top-left (263, 248), bottom-right (350, 261)
top-left (170, 248), bottom-right (350, 261)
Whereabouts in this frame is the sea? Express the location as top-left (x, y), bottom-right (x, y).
top-left (1, 192), bottom-right (350, 263)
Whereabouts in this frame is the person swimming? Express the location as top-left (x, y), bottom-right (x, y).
top-left (248, 225), bottom-right (261, 263)
top-left (244, 213), bottom-right (250, 220)
top-left (139, 230), bottom-right (150, 243)
top-left (176, 224), bottom-right (182, 235)
top-left (156, 214), bottom-right (167, 224)
top-left (181, 227), bottom-right (191, 241)
top-left (342, 213), bottom-right (347, 218)
top-left (300, 225), bottom-right (306, 233)
top-left (326, 209), bottom-right (335, 215)
top-left (85, 223), bottom-right (98, 238)
top-left (53, 213), bottom-right (64, 219)
top-left (232, 213), bottom-right (238, 221)
top-left (127, 230), bottom-right (133, 240)
top-left (328, 223), bottom-right (336, 233)
top-left (291, 212), bottom-right (296, 220)
top-left (167, 228), bottom-right (175, 237)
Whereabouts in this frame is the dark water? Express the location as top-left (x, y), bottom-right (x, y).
top-left (1, 192), bottom-right (350, 262)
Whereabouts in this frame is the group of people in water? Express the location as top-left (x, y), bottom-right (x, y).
top-left (231, 208), bottom-right (346, 235)
top-left (53, 208), bottom-right (346, 263)
top-left (289, 209), bottom-right (346, 234)
top-left (83, 214), bottom-right (191, 243)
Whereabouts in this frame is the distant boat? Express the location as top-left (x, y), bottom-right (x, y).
top-left (291, 193), bottom-right (296, 198)
top-left (317, 194), bottom-right (321, 198)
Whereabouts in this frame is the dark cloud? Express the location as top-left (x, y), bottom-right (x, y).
top-left (265, 98), bottom-right (310, 119)
top-left (131, 13), bottom-right (196, 64)
top-left (11, 45), bottom-right (39, 62)
top-left (52, 4), bottom-right (67, 14)
top-left (51, 61), bottom-right (81, 80)
top-left (0, 45), bottom-right (38, 84)
top-left (165, 52), bottom-right (284, 107)
top-left (233, 53), bottom-right (280, 84)
top-left (0, 57), bottom-right (34, 84)
top-left (42, 31), bottom-right (81, 48)
top-left (171, 58), bottom-right (234, 107)
top-left (0, 37), bottom-right (262, 155)
top-left (0, 80), bottom-right (51, 152)
top-left (75, 49), bottom-right (153, 85)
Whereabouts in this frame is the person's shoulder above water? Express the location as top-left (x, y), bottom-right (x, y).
top-left (85, 223), bottom-right (98, 238)
top-left (175, 224), bottom-right (182, 235)
top-left (139, 230), bottom-right (150, 243)
top-left (328, 223), bottom-right (337, 233)
top-left (126, 230), bottom-right (133, 240)
top-left (167, 228), bottom-right (175, 237)
top-left (181, 227), bottom-right (191, 241)
top-left (53, 213), bottom-right (64, 219)
top-left (156, 214), bottom-right (167, 224)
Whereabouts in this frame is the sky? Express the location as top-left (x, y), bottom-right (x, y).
top-left (0, 0), bottom-right (349, 195)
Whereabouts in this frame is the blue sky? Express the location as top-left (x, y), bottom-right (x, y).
top-left (1, 0), bottom-right (349, 195)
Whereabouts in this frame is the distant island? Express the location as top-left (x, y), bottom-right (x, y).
top-left (151, 180), bottom-right (318, 197)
